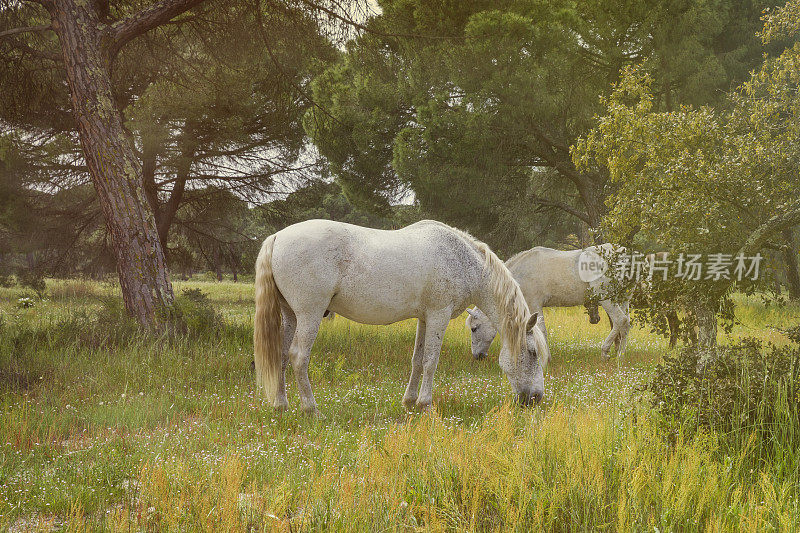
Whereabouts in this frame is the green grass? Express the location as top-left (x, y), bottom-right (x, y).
top-left (0, 279), bottom-right (798, 531)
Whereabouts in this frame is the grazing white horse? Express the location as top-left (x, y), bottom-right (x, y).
top-left (466, 245), bottom-right (631, 361)
top-left (254, 219), bottom-right (549, 416)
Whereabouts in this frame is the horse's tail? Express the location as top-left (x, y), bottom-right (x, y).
top-left (254, 234), bottom-right (283, 403)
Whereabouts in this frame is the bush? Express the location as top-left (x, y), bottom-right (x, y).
top-left (646, 333), bottom-right (800, 445)
top-left (166, 288), bottom-right (223, 337)
top-left (93, 297), bottom-right (140, 344)
top-left (16, 270), bottom-right (46, 298)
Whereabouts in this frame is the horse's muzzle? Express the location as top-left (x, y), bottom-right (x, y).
top-left (517, 391), bottom-right (543, 407)
top-left (474, 352), bottom-right (488, 361)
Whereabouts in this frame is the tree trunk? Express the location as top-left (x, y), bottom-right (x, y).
top-left (782, 228), bottom-right (800, 300)
top-left (141, 124), bottom-right (194, 251)
top-left (213, 246), bottom-right (223, 281)
top-left (695, 303), bottom-right (718, 367)
top-left (666, 311), bottom-right (680, 348)
top-left (156, 126), bottom-right (195, 248)
top-left (574, 177), bottom-right (604, 229)
top-left (49, 1), bottom-right (173, 327)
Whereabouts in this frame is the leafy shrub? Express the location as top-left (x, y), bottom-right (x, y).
top-left (180, 288), bottom-right (207, 303)
top-left (646, 333), bottom-right (800, 445)
top-left (16, 270), bottom-right (46, 298)
top-left (93, 297), bottom-right (140, 345)
top-left (166, 288), bottom-right (222, 337)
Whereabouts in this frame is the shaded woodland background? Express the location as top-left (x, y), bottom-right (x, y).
top-left (3, 0), bottom-right (800, 332)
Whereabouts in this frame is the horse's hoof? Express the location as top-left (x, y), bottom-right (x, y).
top-left (415, 400), bottom-right (432, 412)
top-left (273, 400), bottom-right (289, 412)
top-left (303, 408), bottom-right (325, 419)
top-left (402, 397), bottom-right (417, 411)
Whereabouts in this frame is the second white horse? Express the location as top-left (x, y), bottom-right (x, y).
top-left (466, 245), bottom-right (631, 361)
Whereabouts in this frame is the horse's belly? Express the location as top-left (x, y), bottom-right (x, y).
top-left (328, 293), bottom-right (420, 325)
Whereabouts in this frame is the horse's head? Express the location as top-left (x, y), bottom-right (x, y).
top-left (499, 313), bottom-right (547, 406)
top-left (465, 307), bottom-right (497, 360)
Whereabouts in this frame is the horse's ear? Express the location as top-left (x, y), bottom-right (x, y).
top-left (526, 313), bottom-right (538, 332)
top-left (466, 308), bottom-right (478, 318)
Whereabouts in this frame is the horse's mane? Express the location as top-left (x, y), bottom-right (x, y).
top-left (421, 221), bottom-right (530, 363)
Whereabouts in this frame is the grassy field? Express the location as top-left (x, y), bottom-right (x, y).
top-left (0, 279), bottom-right (798, 531)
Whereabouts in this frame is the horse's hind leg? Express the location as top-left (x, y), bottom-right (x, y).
top-left (616, 302), bottom-right (630, 357)
top-left (402, 318), bottom-right (426, 410)
top-left (600, 300), bottom-right (630, 359)
top-left (288, 312), bottom-right (324, 416)
top-left (274, 302), bottom-right (296, 411)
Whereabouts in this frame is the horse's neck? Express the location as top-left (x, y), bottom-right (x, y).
top-left (475, 285), bottom-right (505, 333)
top-left (457, 230), bottom-right (523, 334)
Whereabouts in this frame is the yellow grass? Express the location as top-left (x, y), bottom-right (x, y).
top-left (0, 280), bottom-right (798, 531)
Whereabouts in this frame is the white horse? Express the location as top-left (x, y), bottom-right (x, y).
top-left (466, 244), bottom-right (631, 361)
top-left (254, 219), bottom-right (550, 416)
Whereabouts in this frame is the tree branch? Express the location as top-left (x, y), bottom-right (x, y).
top-left (0, 24), bottom-right (51, 39)
top-left (0, 37), bottom-right (60, 61)
top-left (529, 193), bottom-right (591, 225)
top-left (298, 0), bottom-right (456, 40)
top-left (739, 198), bottom-right (800, 255)
top-left (108, 0), bottom-right (206, 57)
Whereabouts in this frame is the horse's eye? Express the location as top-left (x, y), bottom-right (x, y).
top-left (470, 327), bottom-right (477, 333)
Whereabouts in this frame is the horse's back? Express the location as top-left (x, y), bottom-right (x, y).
top-left (509, 247), bottom-right (587, 307)
top-left (269, 220), bottom-right (480, 324)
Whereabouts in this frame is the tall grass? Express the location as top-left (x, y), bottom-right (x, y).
top-left (0, 280), bottom-right (798, 531)
top-left (132, 405), bottom-right (798, 532)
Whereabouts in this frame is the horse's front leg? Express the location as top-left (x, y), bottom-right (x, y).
top-left (402, 318), bottom-right (426, 410)
top-left (415, 308), bottom-right (451, 410)
top-left (533, 306), bottom-right (547, 338)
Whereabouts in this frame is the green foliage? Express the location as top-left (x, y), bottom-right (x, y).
top-left (307, 0), bottom-right (775, 251)
top-left (574, 4), bottom-right (800, 336)
top-left (257, 180), bottom-right (394, 230)
top-left (166, 288), bottom-right (223, 337)
top-left (1, 281), bottom-right (799, 529)
top-left (0, 2), bottom-right (339, 281)
top-left (646, 337), bottom-right (800, 445)
top-left (762, 0), bottom-right (800, 42)
top-left (16, 270), bottom-right (45, 298)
